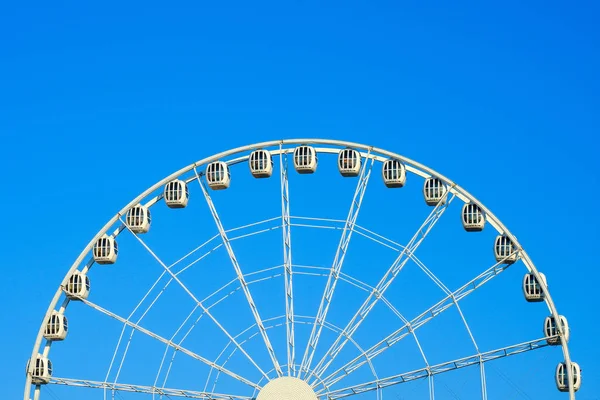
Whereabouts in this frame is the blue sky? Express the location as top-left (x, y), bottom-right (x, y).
top-left (1, 1), bottom-right (598, 399)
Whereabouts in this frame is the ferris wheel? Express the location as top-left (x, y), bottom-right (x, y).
top-left (25, 139), bottom-right (580, 400)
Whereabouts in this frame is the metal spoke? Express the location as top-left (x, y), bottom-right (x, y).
top-left (480, 361), bottom-right (488, 400)
top-left (104, 269), bottom-right (169, 384)
top-left (105, 217), bottom-right (280, 389)
top-left (159, 266), bottom-right (286, 394)
top-left (80, 297), bottom-right (260, 390)
top-left (429, 374), bottom-right (435, 400)
top-left (318, 256), bottom-right (514, 390)
top-left (120, 218), bottom-right (271, 382)
top-left (409, 253), bottom-right (488, 400)
top-left (279, 147), bottom-right (295, 376)
top-left (298, 152), bottom-right (374, 378)
top-left (49, 378), bottom-right (252, 400)
top-left (108, 269), bottom-right (183, 387)
top-left (311, 192), bottom-right (456, 381)
top-left (154, 305), bottom-right (199, 390)
top-left (331, 269), bottom-right (431, 393)
top-left (194, 167), bottom-right (283, 377)
top-left (174, 217), bottom-right (281, 276)
top-left (150, 222), bottom-right (282, 390)
top-left (109, 229), bottom-right (268, 386)
top-left (318, 337), bottom-right (551, 399)
top-left (206, 314), bottom-right (379, 397)
top-left (25, 140), bottom-right (576, 400)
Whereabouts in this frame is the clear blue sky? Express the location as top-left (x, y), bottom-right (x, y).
top-left (1, 1), bottom-right (598, 399)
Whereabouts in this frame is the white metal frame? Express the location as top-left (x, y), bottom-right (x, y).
top-left (148, 223), bottom-right (439, 398)
top-left (320, 337), bottom-right (552, 399)
top-left (194, 167), bottom-right (284, 377)
top-left (308, 190), bottom-right (455, 381)
top-left (26, 139), bottom-right (576, 400)
top-left (280, 146), bottom-right (296, 376)
top-left (298, 150), bottom-right (374, 378)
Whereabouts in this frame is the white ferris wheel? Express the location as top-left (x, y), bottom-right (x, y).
top-left (25, 139), bottom-right (580, 400)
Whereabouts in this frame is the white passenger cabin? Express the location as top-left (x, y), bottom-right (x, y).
top-left (423, 177), bottom-right (447, 206)
top-left (64, 270), bottom-right (90, 300)
top-left (462, 203), bottom-right (485, 231)
top-left (545, 315), bottom-right (570, 345)
top-left (206, 161), bottom-right (231, 190)
top-left (382, 159), bottom-right (406, 188)
top-left (338, 148), bottom-right (361, 177)
top-left (293, 145), bottom-right (318, 174)
top-left (93, 235), bottom-right (118, 265)
top-left (27, 354), bottom-right (52, 385)
top-left (494, 234), bottom-right (518, 264)
top-left (555, 362), bottom-right (581, 392)
top-left (44, 311), bottom-right (68, 341)
top-left (126, 204), bottom-right (151, 234)
top-left (249, 149), bottom-right (273, 178)
top-left (164, 179), bottom-right (189, 208)
top-left (522, 272), bottom-right (546, 302)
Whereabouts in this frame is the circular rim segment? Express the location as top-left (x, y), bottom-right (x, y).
top-left (25, 139), bottom-right (576, 400)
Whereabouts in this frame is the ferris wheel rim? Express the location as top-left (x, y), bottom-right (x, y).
top-left (25, 138), bottom-right (576, 400)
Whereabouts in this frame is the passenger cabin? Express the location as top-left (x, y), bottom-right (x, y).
top-left (206, 161), bottom-right (231, 190)
top-left (27, 355), bottom-right (52, 385)
top-left (461, 203), bottom-right (485, 231)
top-left (423, 177), bottom-right (447, 206)
top-left (44, 311), bottom-right (68, 341)
top-left (64, 270), bottom-right (90, 300)
top-left (338, 148), bottom-right (361, 177)
top-left (382, 159), bottom-right (406, 188)
top-left (494, 234), bottom-right (518, 264)
top-left (545, 315), bottom-right (570, 345)
top-left (293, 145), bottom-right (318, 174)
top-left (522, 272), bottom-right (546, 302)
top-left (249, 149), bottom-right (273, 178)
top-left (126, 204), bottom-right (151, 234)
top-left (555, 362), bottom-right (581, 392)
top-left (164, 179), bottom-right (189, 208)
top-left (93, 235), bottom-right (118, 265)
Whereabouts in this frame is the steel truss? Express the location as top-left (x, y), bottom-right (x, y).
top-left (310, 191), bottom-right (456, 382)
top-left (280, 147), bottom-right (296, 376)
top-left (319, 337), bottom-right (553, 399)
top-left (317, 256), bottom-right (514, 390)
top-left (120, 217), bottom-right (271, 382)
top-left (105, 217), bottom-right (281, 388)
top-left (106, 220), bottom-right (435, 400)
top-left (208, 314), bottom-right (380, 398)
top-left (299, 151), bottom-right (374, 378)
top-left (26, 139), bottom-right (576, 400)
top-left (80, 297), bottom-right (260, 390)
top-left (195, 167), bottom-right (283, 377)
top-left (49, 378), bottom-right (252, 400)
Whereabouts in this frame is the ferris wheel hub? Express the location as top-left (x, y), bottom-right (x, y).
top-left (256, 376), bottom-right (318, 399)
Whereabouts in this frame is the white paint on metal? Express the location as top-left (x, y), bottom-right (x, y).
top-left (26, 139), bottom-right (576, 400)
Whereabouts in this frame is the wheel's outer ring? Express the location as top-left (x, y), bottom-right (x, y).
top-left (25, 139), bottom-right (575, 400)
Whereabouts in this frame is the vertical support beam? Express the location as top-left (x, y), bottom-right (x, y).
top-left (298, 151), bottom-right (374, 378)
top-left (480, 360), bottom-right (488, 400)
top-left (429, 373), bottom-right (435, 400)
top-left (195, 168), bottom-right (283, 377)
top-left (280, 145), bottom-right (295, 376)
